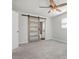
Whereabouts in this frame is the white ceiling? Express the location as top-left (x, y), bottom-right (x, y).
top-left (13, 0), bottom-right (67, 17)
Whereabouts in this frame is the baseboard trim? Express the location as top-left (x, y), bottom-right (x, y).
top-left (19, 41), bottom-right (28, 44)
top-left (46, 38), bottom-right (67, 44)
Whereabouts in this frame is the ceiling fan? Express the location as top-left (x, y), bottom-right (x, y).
top-left (39, 0), bottom-right (67, 13)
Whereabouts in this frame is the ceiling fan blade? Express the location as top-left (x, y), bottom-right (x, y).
top-left (51, 7), bottom-right (61, 12)
top-left (56, 9), bottom-right (61, 12)
top-left (39, 0), bottom-right (67, 13)
top-left (39, 6), bottom-right (50, 8)
top-left (57, 3), bottom-right (67, 7)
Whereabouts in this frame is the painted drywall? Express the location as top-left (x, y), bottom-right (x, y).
top-left (12, 11), bottom-right (19, 49)
top-left (45, 18), bottom-right (54, 40)
top-left (51, 13), bottom-right (67, 43)
top-left (18, 12), bottom-right (67, 44)
top-left (19, 14), bottom-right (28, 44)
top-left (45, 13), bottom-right (67, 43)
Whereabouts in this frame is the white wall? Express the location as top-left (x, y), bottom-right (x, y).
top-left (45, 13), bottom-right (67, 43)
top-left (12, 11), bottom-right (19, 49)
top-left (45, 18), bottom-right (54, 40)
top-left (19, 14), bottom-right (28, 44)
top-left (18, 12), bottom-right (67, 44)
top-left (52, 13), bottom-right (67, 42)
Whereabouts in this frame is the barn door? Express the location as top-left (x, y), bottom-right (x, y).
top-left (28, 16), bottom-right (40, 42)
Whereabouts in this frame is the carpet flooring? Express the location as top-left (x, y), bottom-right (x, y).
top-left (12, 40), bottom-right (67, 59)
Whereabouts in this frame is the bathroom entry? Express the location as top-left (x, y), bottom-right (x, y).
top-left (39, 19), bottom-right (46, 40)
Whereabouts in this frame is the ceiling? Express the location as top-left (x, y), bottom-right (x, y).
top-left (12, 0), bottom-right (67, 18)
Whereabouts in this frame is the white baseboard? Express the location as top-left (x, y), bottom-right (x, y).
top-left (52, 38), bottom-right (67, 43)
top-left (45, 38), bottom-right (67, 43)
top-left (19, 41), bottom-right (28, 44)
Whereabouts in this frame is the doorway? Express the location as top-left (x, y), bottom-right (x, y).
top-left (39, 19), bottom-right (46, 40)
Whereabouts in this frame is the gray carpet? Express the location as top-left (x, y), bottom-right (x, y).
top-left (12, 40), bottom-right (67, 59)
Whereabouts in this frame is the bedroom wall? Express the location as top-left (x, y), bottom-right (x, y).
top-left (12, 10), bottom-right (19, 49)
top-left (51, 13), bottom-right (67, 43)
top-left (18, 12), bottom-right (67, 43)
top-left (45, 13), bottom-right (67, 43)
top-left (19, 14), bottom-right (28, 44)
top-left (45, 18), bottom-right (54, 40)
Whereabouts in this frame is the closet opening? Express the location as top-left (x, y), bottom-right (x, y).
top-left (39, 20), bottom-right (46, 40)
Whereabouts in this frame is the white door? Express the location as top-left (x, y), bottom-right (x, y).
top-left (12, 11), bottom-right (19, 49)
top-left (19, 15), bottom-right (28, 44)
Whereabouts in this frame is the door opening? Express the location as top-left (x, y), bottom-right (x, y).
top-left (39, 20), bottom-right (46, 40)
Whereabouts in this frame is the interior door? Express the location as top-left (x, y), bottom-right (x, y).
top-left (28, 16), bottom-right (40, 42)
top-left (12, 11), bottom-right (19, 49)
